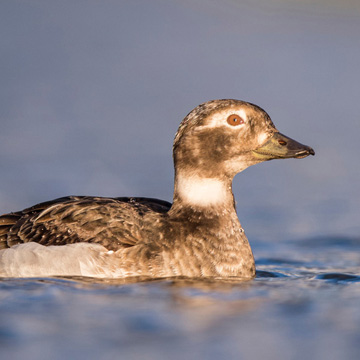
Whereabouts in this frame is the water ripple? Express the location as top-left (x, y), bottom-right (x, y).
top-left (316, 273), bottom-right (360, 283)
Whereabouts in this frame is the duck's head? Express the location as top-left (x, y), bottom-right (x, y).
top-left (172, 100), bottom-right (314, 207)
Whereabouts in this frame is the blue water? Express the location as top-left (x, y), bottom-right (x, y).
top-left (1, 237), bottom-right (360, 359)
top-left (1, 1), bottom-right (360, 359)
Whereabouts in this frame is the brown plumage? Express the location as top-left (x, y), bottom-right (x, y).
top-left (0, 99), bottom-right (314, 278)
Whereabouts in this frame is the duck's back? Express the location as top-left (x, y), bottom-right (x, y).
top-left (0, 196), bottom-right (171, 251)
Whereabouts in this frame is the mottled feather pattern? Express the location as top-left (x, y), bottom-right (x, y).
top-left (0, 99), bottom-right (314, 278)
top-left (0, 197), bottom-right (171, 251)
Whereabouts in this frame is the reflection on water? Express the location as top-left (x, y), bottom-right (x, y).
top-left (1, 237), bottom-right (360, 360)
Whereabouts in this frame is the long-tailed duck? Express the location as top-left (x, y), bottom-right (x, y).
top-left (0, 99), bottom-right (314, 278)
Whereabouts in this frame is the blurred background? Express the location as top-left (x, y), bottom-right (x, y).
top-left (1, 0), bottom-right (359, 242)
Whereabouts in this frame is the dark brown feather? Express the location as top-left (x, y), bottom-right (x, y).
top-left (0, 196), bottom-right (172, 251)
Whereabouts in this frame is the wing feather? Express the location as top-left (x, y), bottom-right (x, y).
top-left (0, 196), bottom-right (171, 251)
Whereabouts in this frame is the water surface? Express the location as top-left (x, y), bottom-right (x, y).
top-left (1, 236), bottom-right (360, 360)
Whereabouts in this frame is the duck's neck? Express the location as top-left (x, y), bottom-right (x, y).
top-left (170, 172), bottom-right (236, 216)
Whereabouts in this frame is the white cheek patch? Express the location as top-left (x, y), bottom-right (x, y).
top-left (200, 109), bottom-right (248, 129)
top-left (176, 175), bottom-right (229, 207)
top-left (257, 132), bottom-right (269, 145)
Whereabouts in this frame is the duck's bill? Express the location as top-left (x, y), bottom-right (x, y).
top-left (252, 132), bottom-right (315, 160)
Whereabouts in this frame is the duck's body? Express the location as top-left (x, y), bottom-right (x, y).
top-left (0, 99), bottom-right (314, 278)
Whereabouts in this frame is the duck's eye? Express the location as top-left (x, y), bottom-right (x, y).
top-left (227, 114), bottom-right (244, 126)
